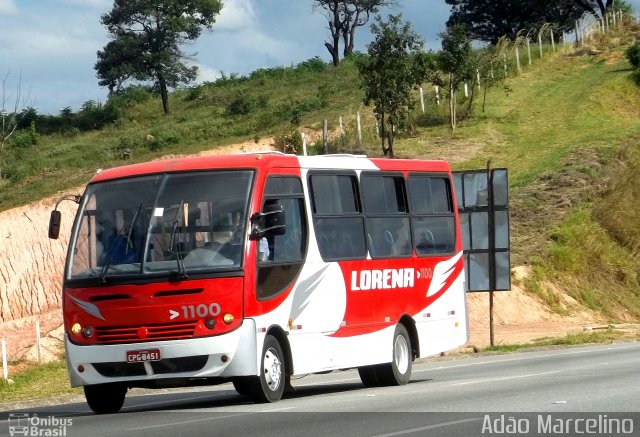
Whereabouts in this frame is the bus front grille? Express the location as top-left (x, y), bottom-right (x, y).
top-left (95, 321), bottom-right (197, 344)
top-left (93, 356), bottom-right (208, 377)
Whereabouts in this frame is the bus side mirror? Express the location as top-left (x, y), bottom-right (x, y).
top-left (250, 204), bottom-right (286, 239)
top-left (49, 210), bottom-right (62, 240)
top-left (48, 194), bottom-right (81, 240)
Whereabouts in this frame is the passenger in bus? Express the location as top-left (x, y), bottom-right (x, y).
top-left (101, 225), bottom-right (139, 265)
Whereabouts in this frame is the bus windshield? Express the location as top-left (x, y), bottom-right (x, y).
top-left (67, 170), bottom-right (254, 282)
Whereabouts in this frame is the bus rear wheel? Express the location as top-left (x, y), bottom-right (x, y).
top-left (247, 334), bottom-right (286, 403)
top-left (84, 383), bottom-right (127, 414)
top-left (376, 324), bottom-right (413, 386)
top-left (357, 365), bottom-right (381, 387)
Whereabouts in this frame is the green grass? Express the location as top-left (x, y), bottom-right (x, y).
top-left (481, 329), bottom-right (626, 353)
top-left (0, 360), bottom-right (81, 403)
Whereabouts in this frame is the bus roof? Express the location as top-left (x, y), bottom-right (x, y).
top-left (90, 152), bottom-right (452, 183)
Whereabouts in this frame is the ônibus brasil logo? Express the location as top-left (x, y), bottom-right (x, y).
top-left (8, 413), bottom-right (72, 436)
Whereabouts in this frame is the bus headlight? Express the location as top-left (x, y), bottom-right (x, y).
top-left (71, 323), bottom-right (82, 335)
top-left (82, 326), bottom-right (95, 338)
top-left (205, 318), bottom-right (216, 330)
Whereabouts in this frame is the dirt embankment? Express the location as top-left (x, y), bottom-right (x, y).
top-left (0, 196), bottom-right (78, 360)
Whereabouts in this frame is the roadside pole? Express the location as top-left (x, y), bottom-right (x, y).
top-left (487, 160), bottom-right (496, 347)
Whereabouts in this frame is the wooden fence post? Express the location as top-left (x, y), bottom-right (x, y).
top-left (538, 32), bottom-right (543, 59)
top-left (301, 132), bottom-right (307, 156)
top-left (2, 338), bottom-right (7, 380)
top-left (357, 111), bottom-right (363, 147)
top-left (323, 119), bottom-right (328, 154)
top-left (36, 320), bottom-right (42, 363)
top-left (503, 54), bottom-right (508, 77)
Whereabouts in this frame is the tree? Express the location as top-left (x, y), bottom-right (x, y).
top-left (574, 0), bottom-right (612, 18)
top-left (313, 0), bottom-right (394, 66)
top-left (445, 0), bottom-right (583, 44)
top-left (438, 24), bottom-right (476, 130)
top-left (358, 14), bottom-right (429, 157)
top-left (1, 71), bottom-right (33, 152)
top-left (95, 0), bottom-right (222, 114)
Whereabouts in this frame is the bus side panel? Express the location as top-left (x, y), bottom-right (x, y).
top-left (415, 273), bottom-right (469, 358)
top-left (288, 328), bottom-right (394, 375)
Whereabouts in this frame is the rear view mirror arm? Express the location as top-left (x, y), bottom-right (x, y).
top-left (48, 194), bottom-right (82, 240)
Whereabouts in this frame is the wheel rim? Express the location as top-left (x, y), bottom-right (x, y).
top-left (394, 334), bottom-right (410, 375)
top-left (263, 347), bottom-right (282, 391)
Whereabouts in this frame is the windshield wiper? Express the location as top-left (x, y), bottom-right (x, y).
top-left (169, 200), bottom-right (188, 280)
top-left (99, 202), bottom-right (142, 283)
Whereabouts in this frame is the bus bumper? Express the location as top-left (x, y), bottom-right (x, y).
top-left (65, 319), bottom-right (258, 387)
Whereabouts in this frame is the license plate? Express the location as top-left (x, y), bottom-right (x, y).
top-left (126, 349), bottom-right (161, 363)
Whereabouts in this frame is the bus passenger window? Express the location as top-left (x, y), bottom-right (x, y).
top-left (408, 175), bottom-right (456, 256)
top-left (309, 173), bottom-right (366, 261)
top-left (361, 174), bottom-right (411, 258)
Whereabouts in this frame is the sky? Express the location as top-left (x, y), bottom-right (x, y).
top-left (0, 0), bottom-right (638, 115)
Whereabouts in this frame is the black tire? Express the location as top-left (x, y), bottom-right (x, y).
top-left (84, 383), bottom-right (127, 414)
top-left (250, 334), bottom-right (286, 403)
top-left (232, 377), bottom-right (254, 396)
top-left (358, 365), bottom-right (381, 387)
top-left (376, 324), bottom-right (413, 386)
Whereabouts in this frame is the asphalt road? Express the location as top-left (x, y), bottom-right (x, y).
top-left (1, 342), bottom-right (639, 437)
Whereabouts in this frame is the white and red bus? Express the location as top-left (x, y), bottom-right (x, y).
top-left (49, 152), bottom-right (468, 413)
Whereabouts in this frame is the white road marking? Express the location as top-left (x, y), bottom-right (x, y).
top-left (261, 406), bottom-right (295, 412)
top-left (370, 417), bottom-right (482, 437)
top-left (126, 403), bottom-right (295, 430)
top-left (127, 412), bottom-right (257, 431)
top-left (450, 370), bottom-right (560, 386)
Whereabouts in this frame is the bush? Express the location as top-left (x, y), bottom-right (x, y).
top-left (296, 56), bottom-right (326, 73)
top-left (185, 86), bottom-right (205, 101)
top-left (627, 44), bottom-right (640, 69)
top-left (290, 108), bottom-right (302, 126)
top-left (224, 94), bottom-right (269, 117)
top-left (250, 66), bottom-right (289, 81)
top-left (10, 131), bottom-right (34, 148)
top-left (146, 128), bottom-right (180, 151)
top-left (225, 95), bottom-right (254, 116)
top-left (274, 130), bottom-right (303, 155)
top-left (111, 85), bottom-right (153, 106)
top-left (11, 122), bottom-right (39, 148)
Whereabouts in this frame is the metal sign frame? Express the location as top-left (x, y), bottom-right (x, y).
top-left (453, 167), bottom-right (511, 292)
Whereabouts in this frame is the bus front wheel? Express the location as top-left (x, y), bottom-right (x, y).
top-left (84, 383), bottom-right (127, 414)
top-left (249, 334), bottom-right (286, 403)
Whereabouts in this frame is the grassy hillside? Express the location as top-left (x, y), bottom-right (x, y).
top-left (1, 31), bottom-right (640, 321)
